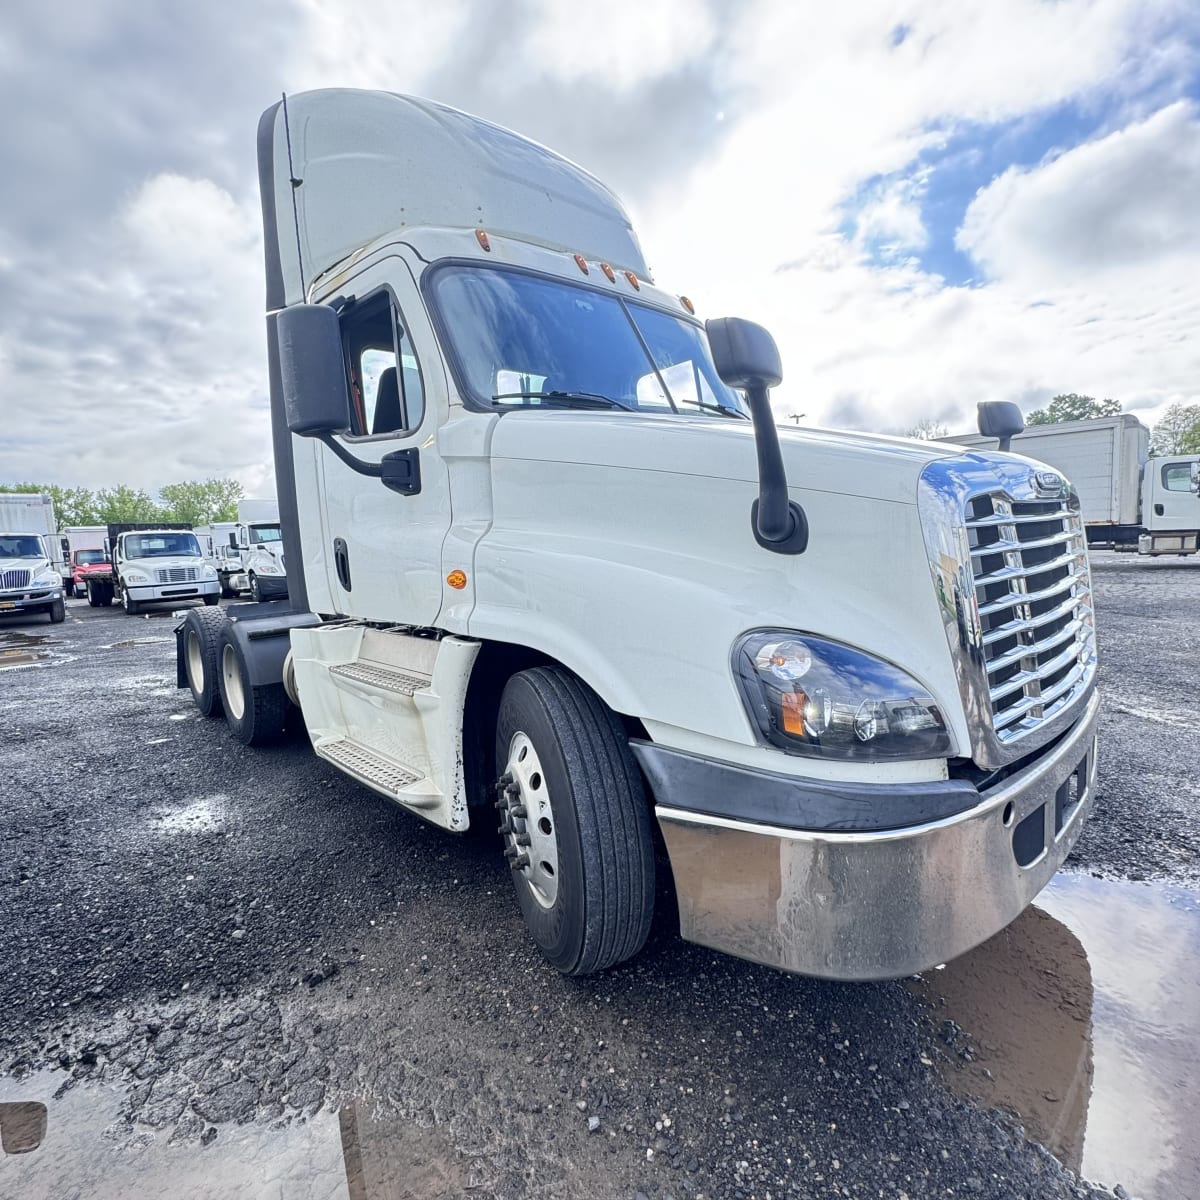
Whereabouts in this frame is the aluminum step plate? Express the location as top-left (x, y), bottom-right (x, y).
top-left (319, 738), bottom-right (422, 792)
top-left (329, 661), bottom-right (428, 695)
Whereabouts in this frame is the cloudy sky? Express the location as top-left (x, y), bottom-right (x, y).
top-left (2, 0), bottom-right (1198, 497)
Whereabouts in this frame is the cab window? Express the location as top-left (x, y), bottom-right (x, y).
top-left (1161, 463), bottom-right (1193, 492)
top-left (341, 292), bottom-right (425, 436)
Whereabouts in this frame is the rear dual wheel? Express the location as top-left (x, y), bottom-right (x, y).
top-left (218, 632), bottom-right (287, 745)
top-left (494, 667), bottom-right (654, 976)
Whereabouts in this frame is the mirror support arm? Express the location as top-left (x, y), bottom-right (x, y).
top-left (316, 432), bottom-right (383, 478)
top-left (745, 385), bottom-right (809, 554)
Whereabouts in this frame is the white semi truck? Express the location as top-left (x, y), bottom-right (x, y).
top-left (176, 89), bottom-right (1100, 981)
top-left (948, 414), bottom-right (1200, 556)
top-left (234, 500), bottom-right (288, 602)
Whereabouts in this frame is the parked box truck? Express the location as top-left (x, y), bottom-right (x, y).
top-left (175, 90), bottom-right (1101, 982)
top-left (947, 415), bottom-right (1200, 555)
top-left (0, 494), bottom-right (66, 623)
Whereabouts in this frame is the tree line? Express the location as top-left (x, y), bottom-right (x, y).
top-left (0, 479), bottom-right (244, 528)
top-left (907, 394), bottom-right (1200, 455)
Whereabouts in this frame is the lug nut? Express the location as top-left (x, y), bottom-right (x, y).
top-left (509, 853), bottom-right (530, 871)
top-left (510, 804), bottom-right (527, 818)
top-left (516, 833), bottom-right (531, 846)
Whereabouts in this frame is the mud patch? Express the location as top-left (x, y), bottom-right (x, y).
top-left (103, 637), bottom-right (172, 650)
top-left (152, 794), bottom-right (228, 835)
top-left (0, 1072), bottom-right (467, 1199)
top-left (914, 873), bottom-right (1200, 1198)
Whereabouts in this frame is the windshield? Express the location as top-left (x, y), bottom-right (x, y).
top-left (0, 535), bottom-right (45, 559)
top-left (124, 533), bottom-right (201, 558)
top-left (429, 266), bottom-right (747, 417)
top-left (248, 523), bottom-right (282, 545)
top-left (75, 550), bottom-right (106, 565)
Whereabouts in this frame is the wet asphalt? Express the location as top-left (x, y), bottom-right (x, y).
top-left (0, 551), bottom-right (1196, 1200)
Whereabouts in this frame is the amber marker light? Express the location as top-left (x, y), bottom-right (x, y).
top-left (475, 229), bottom-right (491, 252)
top-left (680, 296), bottom-right (695, 314)
top-left (624, 271), bottom-right (640, 290)
top-left (446, 570), bottom-right (468, 590)
top-left (573, 253), bottom-right (589, 274)
top-left (600, 262), bottom-right (616, 282)
top-left (780, 690), bottom-right (809, 736)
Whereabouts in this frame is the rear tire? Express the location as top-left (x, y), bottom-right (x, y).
top-left (494, 666), bottom-right (654, 976)
top-left (217, 630), bottom-right (287, 745)
top-left (87, 588), bottom-right (100, 607)
top-left (48, 598), bottom-right (65, 624)
top-left (183, 607), bottom-right (228, 717)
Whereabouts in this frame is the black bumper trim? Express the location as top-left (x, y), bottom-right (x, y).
top-left (631, 742), bottom-right (981, 833)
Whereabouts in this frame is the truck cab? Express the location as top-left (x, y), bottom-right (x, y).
top-left (177, 90), bottom-right (1100, 982)
top-left (112, 528), bottom-right (219, 615)
top-left (1140, 455), bottom-right (1200, 555)
top-left (0, 533), bottom-right (65, 623)
top-left (238, 520), bottom-right (287, 601)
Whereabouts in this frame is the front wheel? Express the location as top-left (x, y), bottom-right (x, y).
top-left (494, 667), bottom-right (654, 976)
top-left (248, 574), bottom-right (261, 602)
top-left (48, 598), bottom-right (65, 624)
top-left (203, 593), bottom-right (220, 607)
top-left (121, 588), bottom-right (140, 616)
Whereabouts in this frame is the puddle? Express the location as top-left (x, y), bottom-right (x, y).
top-left (0, 1072), bottom-right (466, 1198)
top-left (152, 795), bottom-right (228, 835)
top-left (103, 637), bottom-right (171, 650)
top-left (0, 630), bottom-right (68, 672)
top-left (914, 873), bottom-right (1200, 1198)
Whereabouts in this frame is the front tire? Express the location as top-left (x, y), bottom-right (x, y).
top-left (249, 574), bottom-right (261, 602)
top-left (494, 667), bottom-right (654, 976)
top-left (121, 588), bottom-right (141, 616)
top-left (203, 593), bottom-right (220, 607)
top-left (48, 598), bottom-right (66, 624)
top-left (217, 630), bottom-right (287, 745)
top-left (183, 607), bottom-right (227, 717)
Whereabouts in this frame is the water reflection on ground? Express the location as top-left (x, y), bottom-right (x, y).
top-left (915, 873), bottom-right (1200, 1199)
top-left (0, 1073), bottom-right (465, 1199)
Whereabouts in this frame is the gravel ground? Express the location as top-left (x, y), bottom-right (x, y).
top-left (1, 554), bottom-right (1194, 1199)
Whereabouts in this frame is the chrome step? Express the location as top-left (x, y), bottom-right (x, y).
top-left (329, 660), bottom-right (429, 696)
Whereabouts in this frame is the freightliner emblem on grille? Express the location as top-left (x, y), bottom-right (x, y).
top-left (1034, 470), bottom-right (1065, 496)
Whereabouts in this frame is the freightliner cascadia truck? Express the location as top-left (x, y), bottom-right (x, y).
top-left (176, 90), bottom-right (1100, 980)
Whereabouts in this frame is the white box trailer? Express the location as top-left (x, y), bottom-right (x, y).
top-left (946, 415), bottom-right (1200, 555)
top-left (172, 89), bottom-right (1103, 984)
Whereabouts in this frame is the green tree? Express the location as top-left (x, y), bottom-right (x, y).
top-left (904, 418), bottom-right (950, 440)
top-left (158, 478), bottom-right (244, 525)
top-left (1026, 393), bottom-right (1120, 425)
top-left (95, 485), bottom-right (161, 523)
top-left (1151, 403), bottom-right (1200, 456)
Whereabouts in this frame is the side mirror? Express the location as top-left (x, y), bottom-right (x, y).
top-left (1191, 462), bottom-right (1200, 495)
top-left (228, 532), bottom-right (238, 548)
top-left (706, 318), bottom-right (807, 555)
top-left (278, 304), bottom-right (352, 436)
top-left (977, 401), bottom-right (1025, 453)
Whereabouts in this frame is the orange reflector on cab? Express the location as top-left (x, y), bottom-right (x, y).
top-left (475, 229), bottom-right (491, 252)
top-left (780, 691), bottom-right (808, 736)
top-left (624, 271), bottom-right (640, 290)
top-left (446, 570), bottom-right (468, 590)
top-left (600, 262), bottom-right (616, 282)
top-left (680, 295), bottom-right (695, 314)
top-left (574, 253), bottom-right (589, 274)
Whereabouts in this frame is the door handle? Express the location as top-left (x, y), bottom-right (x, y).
top-left (334, 538), bottom-right (352, 591)
top-left (1154, 503), bottom-right (1165, 517)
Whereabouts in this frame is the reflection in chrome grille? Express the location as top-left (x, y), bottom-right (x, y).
top-left (965, 493), bottom-right (1095, 744)
top-left (2, 569), bottom-right (31, 590)
top-left (154, 567), bottom-right (198, 584)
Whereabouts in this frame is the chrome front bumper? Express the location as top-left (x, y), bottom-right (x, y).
top-left (127, 581), bottom-right (220, 601)
top-left (653, 690), bottom-right (1099, 981)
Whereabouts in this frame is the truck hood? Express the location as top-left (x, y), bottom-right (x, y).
top-left (486, 412), bottom-right (959, 506)
top-left (0, 555), bottom-right (54, 578)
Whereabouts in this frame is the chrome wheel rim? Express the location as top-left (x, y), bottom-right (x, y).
top-left (221, 644), bottom-right (245, 721)
top-left (186, 630), bottom-right (204, 691)
top-left (498, 732), bottom-right (559, 909)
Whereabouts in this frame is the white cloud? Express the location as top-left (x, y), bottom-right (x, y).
top-left (957, 100), bottom-right (1200, 282)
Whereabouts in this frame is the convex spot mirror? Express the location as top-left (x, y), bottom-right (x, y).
top-left (277, 304), bottom-right (352, 437)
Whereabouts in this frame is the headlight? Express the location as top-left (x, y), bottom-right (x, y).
top-left (33, 571), bottom-right (60, 587)
top-left (259, 561), bottom-right (281, 574)
top-left (733, 632), bottom-right (952, 761)
top-left (124, 571), bottom-right (149, 584)
top-left (203, 565), bottom-right (217, 579)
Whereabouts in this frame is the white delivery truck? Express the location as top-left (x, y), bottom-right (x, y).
top-left (195, 522), bottom-right (247, 597)
top-left (0, 494), bottom-right (66, 622)
top-left (234, 500), bottom-right (288, 602)
top-left (947, 414), bottom-right (1200, 556)
top-left (175, 90), bottom-right (1101, 981)
top-left (87, 523), bottom-right (220, 614)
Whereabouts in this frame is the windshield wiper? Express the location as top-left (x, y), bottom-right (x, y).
top-left (686, 400), bottom-right (749, 420)
top-left (491, 390), bottom-right (637, 411)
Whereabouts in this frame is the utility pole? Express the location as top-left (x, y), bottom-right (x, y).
top-left (787, 413), bottom-right (806, 424)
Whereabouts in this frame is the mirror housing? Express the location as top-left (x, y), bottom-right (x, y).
top-left (977, 400), bottom-right (1025, 453)
top-left (1191, 461), bottom-right (1200, 495)
top-left (278, 304), bottom-right (352, 436)
top-left (706, 318), bottom-right (807, 555)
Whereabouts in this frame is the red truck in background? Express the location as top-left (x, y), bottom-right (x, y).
top-left (63, 526), bottom-right (110, 598)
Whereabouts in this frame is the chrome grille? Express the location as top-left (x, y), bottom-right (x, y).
top-left (965, 493), bottom-right (1096, 745)
top-left (155, 567), bottom-right (198, 584)
top-left (1, 569), bottom-right (30, 589)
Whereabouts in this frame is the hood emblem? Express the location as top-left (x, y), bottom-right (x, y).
top-left (1034, 470), bottom-right (1064, 496)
